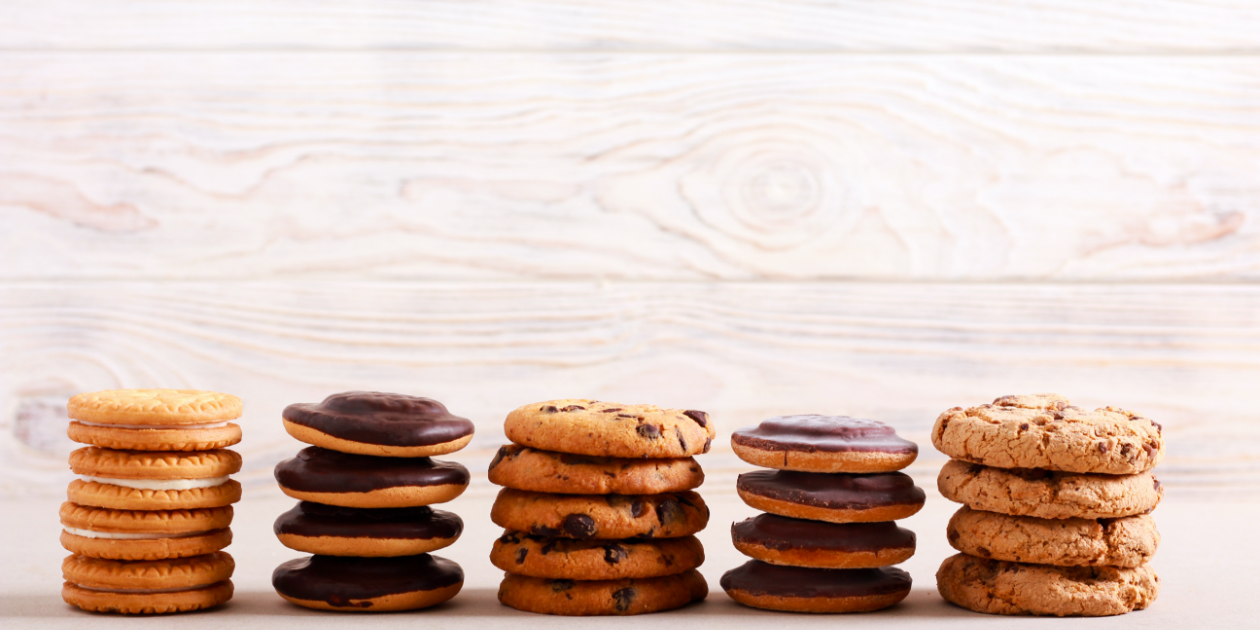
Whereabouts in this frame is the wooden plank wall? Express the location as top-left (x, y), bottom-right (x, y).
top-left (2, 1), bottom-right (1259, 496)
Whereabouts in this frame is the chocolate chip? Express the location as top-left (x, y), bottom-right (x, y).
top-left (1151, 420), bottom-right (1163, 432)
top-left (540, 540), bottom-right (557, 555)
top-left (1052, 401), bottom-right (1067, 411)
top-left (636, 424), bottom-right (661, 439)
top-left (655, 499), bottom-right (685, 525)
top-left (1019, 423), bottom-right (1029, 431)
top-left (976, 546), bottom-right (991, 557)
top-left (542, 405), bottom-right (559, 413)
top-left (604, 471), bottom-right (616, 478)
top-left (1097, 442), bottom-right (1109, 453)
top-left (612, 587), bottom-right (637, 613)
top-left (489, 446), bottom-right (508, 470)
top-left (1051, 410), bottom-right (1064, 420)
top-left (1121, 444), bottom-right (1132, 455)
top-left (515, 548), bottom-right (528, 564)
top-left (550, 579), bottom-right (574, 592)
top-left (1153, 478), bottom-right (1162, 492)
top-left (948, 529), bottom-right (960, 542)
top-left (618, 413), bottom-right (635, 418)
top-left (531, 525), bottom-right (561, 537)
top-left (674, 427), bottom-right (687, 451)
top-left (1143, 442), bottom-right (1156, 458)
top-left (630, 501), bottom-right (646, 518)
top-left (499, 532), bottom-right (520, 544)
top-left (560, 405), bottom-right (585, 412)
top-left (702, 437), bottom-right (711, 453)
top-left (603, 543), bottom-right (628, 564)
top-left (682, 410), bottom-right (709, 427)
top-left (563, 514), bottom-right (597, 539)
top-left (994, 396), bottom-right (1015, 406)
top-left (600, 408), bottom-right (624, 413)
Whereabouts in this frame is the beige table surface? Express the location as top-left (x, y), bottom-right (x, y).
top-left (1, 473), bottom-right (1251, 629)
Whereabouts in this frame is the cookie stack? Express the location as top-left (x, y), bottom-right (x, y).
top-left (933, 394), bottom-right (1164, 616)
top-left (721, 415), bottom-right (924, 613)
top-left (489, 399), bottom-right (715, 616)
top-left (60, 389), bottom-right (243, 614)
top-left (271, 391), bottom-right (473, 612)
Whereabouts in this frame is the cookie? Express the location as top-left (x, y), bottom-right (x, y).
top-left (721, 560), bottom-right (911, 613)
top-left (732, 514), bottom-right (915, 569)
top-left (488, 444), bottom-right (704, 495)
top-left (491, 531), bottom-right (704, 579)
top-left (932, 394), bottom-right (1164, 475)
top-left (490, 489), bottom-right (708, 539)
top-left (946, 506), bottom-right (1158, 568)
top-left (497, 570), bottom-right (707, 615)
top-left (282, 391), bottom-right (475, 458)
top-left (62, 552), bottom-right (234, 614)
top-left (60, 502), bottom-right (233, 561)
top-left (938, 459), bottom-right (1162, 520)
top-left (504, 400), bottom-right (715, 458)
top-left (67, 447), bottom-right (243, 511)
top-left (67, 389), bottom-right (242, 451)
top-left (936, 553), bottom-right (1159, 616)
top-left (731, 415), bottom-right (917, 473)
top-left (272, 554), bottom-right (463, 612)
top-left (274, 447), bottom-right (469, 508)
top-left (736, 470), bottom-right (925, 523)
top-left (274, 502), bottom-right (463, 557)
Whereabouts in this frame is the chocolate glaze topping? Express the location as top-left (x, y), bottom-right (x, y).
top-left (274, 447), bottom-right (470, 493)
top-left (732, 416), bottom-right (917, 454)
top-left (274, 501), bottom-right (463, 540)
top-left (737, 470), bottom-right (924, 509)
top-left (720, 560), bottom-right (911, 598)
top-left (732, 514), bottom-right (915, 552)
top-left (283, 391), bottom-right (474, 447)
top-left (272, 554), bottom-right (462, 606)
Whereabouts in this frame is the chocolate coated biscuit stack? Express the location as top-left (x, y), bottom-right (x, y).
top-left (933, 394), bottom-right (1163, 617)
top-left (271, 392), bottom-right (473, 612)
top-left (489, 399), bottom-right (715, 616)
top-left (721, 416), bottom-right (924, 613)
top-left (60, 389), bottom-right (243, 614)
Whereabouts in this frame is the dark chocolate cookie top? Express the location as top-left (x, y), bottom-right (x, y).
top-left (732, 513), bottom-right (915, 553)
top-left (272, 554), bottom-right (463, 605)
top-left (720, 560), bottom-right (911, 598)
top-left (732, 415), bottom-right (917, 454)
top-left (274, 447), bottom-right (470, 493)
top-left (736, 470), bottom-right (925, 509)
top-left (274, 501), bottom-right (463, 541)
top-left (283, 391), bottom-right (474, 447)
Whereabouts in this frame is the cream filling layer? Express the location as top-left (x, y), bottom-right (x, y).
top-left (74, 420), bottom-right (231, 430)
top-left (63, 527), bottom-right (212, 540)
top-left (72, 584), bottom-right (219, 594)
top-left (79, 475), bottom-right (230, 490)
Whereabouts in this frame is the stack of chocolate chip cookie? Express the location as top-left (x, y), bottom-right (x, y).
top-left (489, 399), bottom-right (715, 616)
top-left (932, 394), bottom-right (1164, 617)
top-left (61, 389), bottom-right (244, 614)
top-left (722, 415), bottom-right (924, 613)
top-left (271, 392), bottom-right (472, 612)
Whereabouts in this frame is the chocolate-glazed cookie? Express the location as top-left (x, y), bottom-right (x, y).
top-left (283, 391), bottom-right (474, 458)
top-left (720, 560), bottom-right (911, 613)
top-left (274, 447), bottom-right (469, 508)
top-left (736, 470), bottom-right (925, 523)
top-left (274, 502), bottom-right (463, 557)
top-left (490, 489), bottom-right (708, 539)
top-left (491, 531), bottom-right (704, 579)
top-left (732, 416), bottom-right (918, 473)
top-left (732, 514), bottom-right (915, 569)
top-left (272, 554), bottom-right (463, 612)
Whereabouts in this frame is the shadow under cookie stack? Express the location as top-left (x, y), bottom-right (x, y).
top-left (933, 394), bottom-right (1163, 617)
top-left (60, 389), bottom-right (243, 614)
top-left (488, 399), bottom-right (715, 616)
top-left (722, 415), bottom-right (924, 613)
top-left (270, 392), bottom-right (474, 612)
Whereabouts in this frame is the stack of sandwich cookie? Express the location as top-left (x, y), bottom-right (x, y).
top-left (490, 400), bottom-right (714, 615)
top-left (932, 394), bottom-right (1163, 616)
top-left (61, 389), bottom-right (243, 614)
top-left (272, 392), bottom-right (472, 612)
top-left (723, 416), bottom-right (923, 613)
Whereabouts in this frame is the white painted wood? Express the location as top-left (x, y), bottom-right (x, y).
top-left (3, 0), bottom-right (1260, 52)
top-left (3, 281), bottom-right (1257, 496)
top-left (3, 54), bottom-right (1258, 281)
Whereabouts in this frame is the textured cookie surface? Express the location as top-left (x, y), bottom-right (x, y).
top-left (68, 479), bottom-right (242, 511)
top-left (70, 447), bottom-right (242, 479)
top-left (491, 531), bottom-right (704, 579)
top-left (498, 570), bottom-right (707, 615)
top-left (932, 394), bottom-right (1163, 474)
top-left (60, 502), bottom-right (233, 534)
top-left (505, 400), bottom-right (715, 458)
top-left (61, 529), bottom-right (232, 561)
top-left (63, 551), bottom-right (235, 590)
top-left (938, 460), bottom-right (1162, 520)
top-left (937, 553), bottom-right (1159, 616)
top-left (731, 415), bottom-right (917, 473)
top-left (68, 389), bottom-right (242, 425)
top-left (488, 445), bottom-right (704, 495)
top-left (62, 580), bottom-right (233, 614)
top-left (491, 489), bottom-right (708, 539)
top-left (947, 506), bottom-right (1158, 568)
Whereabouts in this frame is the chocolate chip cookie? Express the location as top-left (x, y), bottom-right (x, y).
top-left (490, 489), bottom-right (708, 539)
top-left (938, 459), bottom-right (1162, 520)
top-left (937, 553), bottom-right (1159, 616)
top-left (491, 531), bottom-right (703, 579)
top-left (947, 506), bottom-right (1158, 568)
top-left (497, 570), bottom-right (707, 615)
top-left (504, 400), bottom-right (714, 458)
top-left (932, 394), bottom-right (1163, 475)
top-left (488, 445), bottom-right (704, 495)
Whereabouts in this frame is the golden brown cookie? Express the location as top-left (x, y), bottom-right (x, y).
top-left (274, 502), bottom-right (463, 557)
top-left (731, 514), bottom-right (915, 569)
top-left (936, 553), bottom-right (1159, 616)
top-left (68, 480), bottom-right (242, 511)
top-left (932, 394), bottom-right (1163, 475)
top-left (69, 447), bottom-right (242, 479)
top-left (272, 554), bottom-right (463, 612)
top-left (497, 570), bottom-right (707, 615)
top-left (67, 389), bottom-right (242, 451)
top-left (731, 415), bottom-right (918, 473)
top-left (274, 447), bottom-right (469, 508)
top-left (67, 447), bottom-right (243, 511)
top-left (504, 400), bottom-right (715, 458)
top-left (736, 470), bottom-right (924, 524)
top-left (62, 552), bottom-right (235, 614)
top-left (946, 506), bottom-right (1158, 568)
top-left (720, 561), bottom-right (911, 613)
top-left (490, 489), bottom-right (708, 539)
top-left (282, 391), bottom-right (475, 458)
top-left (491, 531), bottom-right (704, 579)
top-left (938, 459), bottom-right (1162, 520)
top-left (60, 502), bottom-right (233, 561)
top-left (488, 444), bottom-right (704, 495)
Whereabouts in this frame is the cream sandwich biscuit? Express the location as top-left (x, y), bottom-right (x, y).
top-left (68, 389), bottom-right (242, 451)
